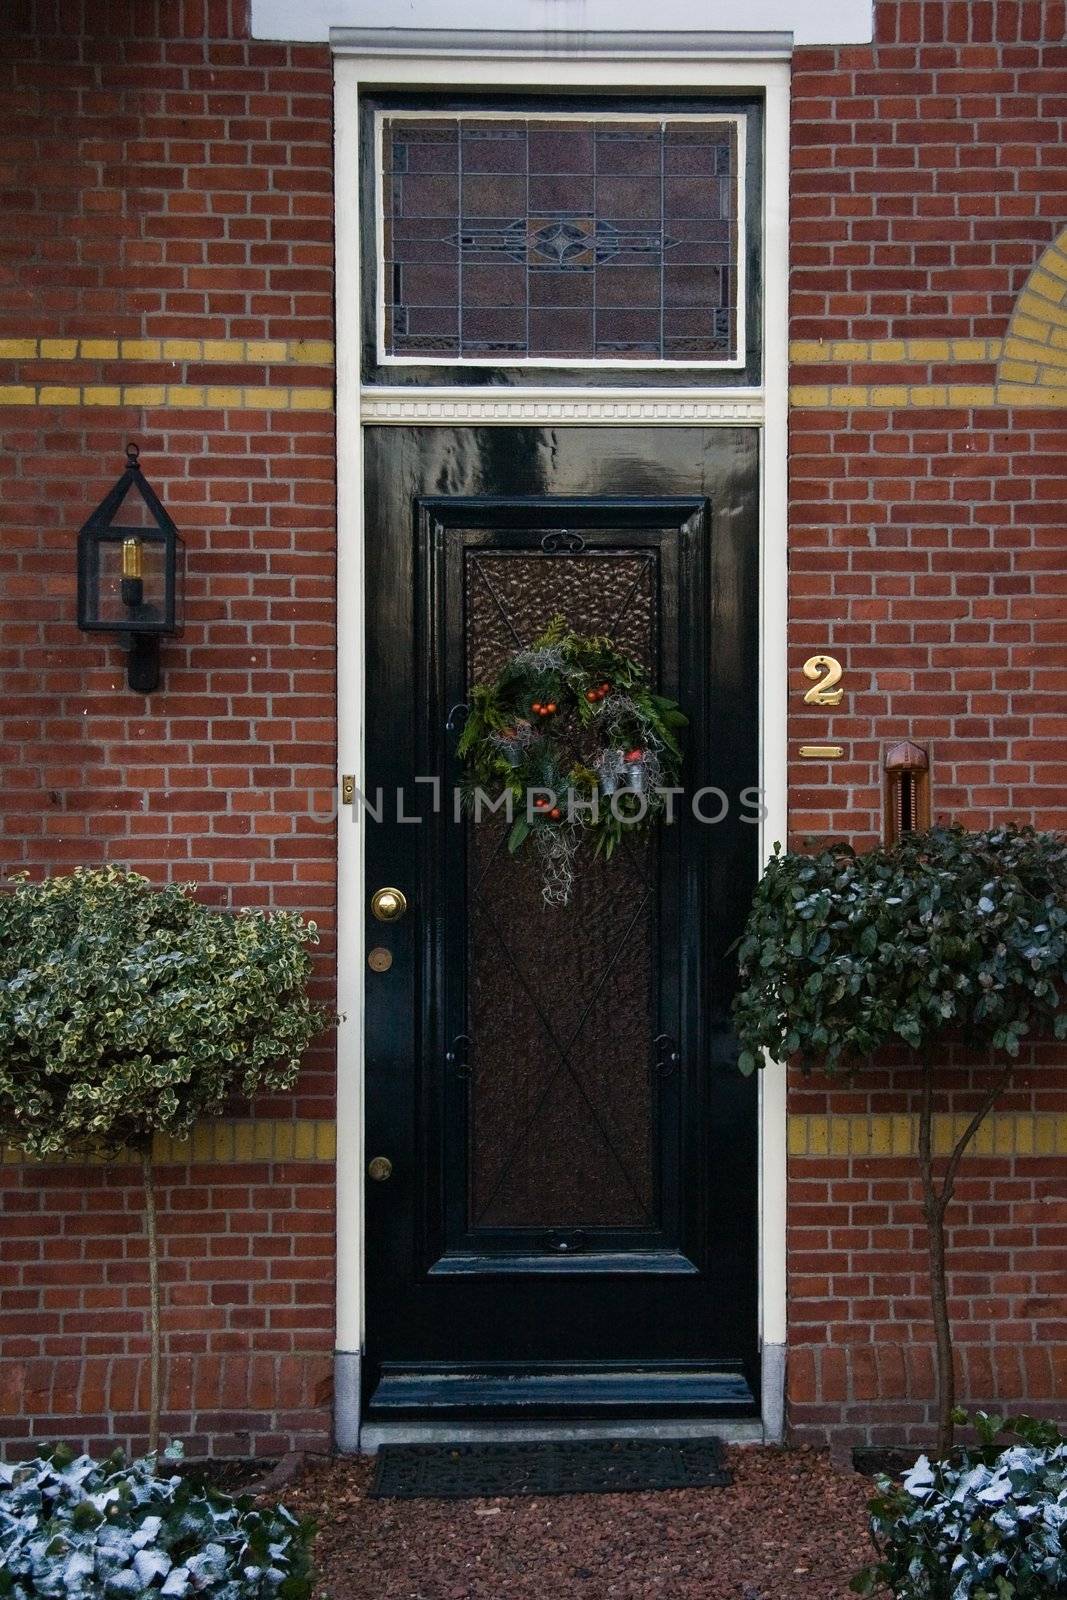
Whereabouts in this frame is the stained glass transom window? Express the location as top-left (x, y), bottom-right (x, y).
top-left (379, 114), bottom-right (743, 366)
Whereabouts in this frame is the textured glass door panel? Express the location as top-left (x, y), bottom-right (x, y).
top-left (464, 549), bottom-right (658, 1230)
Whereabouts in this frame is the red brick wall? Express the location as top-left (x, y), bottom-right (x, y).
top-left (0, 1160), bottom-right (334, 1459)
top-left (2, 0), bottom-right (1066, 1460)
top-left (0, 0), bottom-right (338, 1457)
top-left (788, 0), bottom-right (1067, 1448)
top-left (785, 1052), bottom-right (1067, 1449)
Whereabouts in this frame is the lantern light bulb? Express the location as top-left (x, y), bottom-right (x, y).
top-left (122, 537), bottom-right (143, 579)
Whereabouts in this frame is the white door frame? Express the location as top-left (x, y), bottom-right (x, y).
top-left (333, 36), bottom-right (790, 1450)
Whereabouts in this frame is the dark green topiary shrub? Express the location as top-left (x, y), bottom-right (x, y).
top-left (733, 824), bottom-right (1067, 1075)
top-left (733, 824), bottom-right (1067, 1453)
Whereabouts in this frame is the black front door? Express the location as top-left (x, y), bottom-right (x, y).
top-left (362, 425), bottom-right (760, 1421)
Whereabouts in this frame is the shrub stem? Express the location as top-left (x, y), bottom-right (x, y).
top-left (917, 1055), bottom-right (1013, 1457)
top-left (140, 1142), bottom-right (161, 1459)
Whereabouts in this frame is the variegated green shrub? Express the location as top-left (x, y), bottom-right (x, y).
top-left (0, 866), bottom-right (329, 1450)
top-left (0, 866), bottom-right (325, 1159)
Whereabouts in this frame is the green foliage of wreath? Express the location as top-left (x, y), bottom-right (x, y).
top-left (456, 616), bottom-right (687, 861)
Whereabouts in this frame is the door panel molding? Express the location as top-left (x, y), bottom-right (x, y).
top-left (419, 496), bottom-right (700, 1277)
top-left (427, 1251), bottom-right (700, 1275)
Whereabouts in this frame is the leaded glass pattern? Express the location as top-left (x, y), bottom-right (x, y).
top-left (463, 549), bottom-right (659, 1229)
top-left (380, 115), bottom-right (741, 365)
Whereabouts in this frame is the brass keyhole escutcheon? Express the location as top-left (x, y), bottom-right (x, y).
top-left (367, 946), bottom-right (393, 973)
top-left (371, 886), bottom-right (407, 922)
top-left (368, 1156), bottom-right (393, 1182)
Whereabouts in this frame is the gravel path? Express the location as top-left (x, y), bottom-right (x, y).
top-left (285, 1445), bottom-right (874, 1600)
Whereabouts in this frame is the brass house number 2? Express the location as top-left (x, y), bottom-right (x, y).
top-left (802, 654), bottom-right (844, 706)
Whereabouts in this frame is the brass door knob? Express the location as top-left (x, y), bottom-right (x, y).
top-left (367, 1156), bottom-right (393, 1182)
top-left (371, 886), bottom-right (407, 922)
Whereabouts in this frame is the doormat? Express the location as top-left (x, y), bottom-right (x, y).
top-left (368, 1437), bottom-right (732, 1499)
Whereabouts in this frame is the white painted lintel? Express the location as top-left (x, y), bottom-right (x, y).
top-left (256, 0), bottom-right (873, 47)
top-left (334, 29), bottom-right (793, 61)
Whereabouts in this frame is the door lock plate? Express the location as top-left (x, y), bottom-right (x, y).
top-left (368, 946), bottom-right (393, 973)
top-left (368, 1156), bottom-right (393, 1182)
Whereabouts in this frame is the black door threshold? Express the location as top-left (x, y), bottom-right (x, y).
top-left (366, 1361), bottom-right (756, 1421)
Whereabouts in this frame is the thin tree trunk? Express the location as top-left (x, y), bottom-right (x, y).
top-left (918, 1059), bottom-right (956, 1456)
top-left (916, 1054), bottom-right (1014, 1458)
top-left (140, 1142), bottom-right (161, 1459)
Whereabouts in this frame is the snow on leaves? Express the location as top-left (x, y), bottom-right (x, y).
top-left (855, 1414), bottom-right (1067, 1599)
top-left (0, 1445), bottom-right (314, 1600)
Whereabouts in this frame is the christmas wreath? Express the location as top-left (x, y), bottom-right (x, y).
top-left (456, 617), bottom-right (687, 905)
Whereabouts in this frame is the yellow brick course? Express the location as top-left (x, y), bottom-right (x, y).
top-left (788, 337), bottom-right (1003, 365)
top-left (290, 386), bottom-right (334, 410)
top-left (120, 339), bottom-right (162, 360)
top-left (788, 1112), bottom-right (1067, 1159)
top-left (121, 384), bottom-right (167, 406)
top-left (5, 1114), bottom-right (1061, 1167)
top-left (291, 339), bottom-right (335, 364)
top-left (0, 336), bottom-right (338, 368)
top-left (160, 338), bottom-right (201, 360)
top-left (997, 229), bottom-right (1067, 408)
top-left (0, 383), bottom-right (334, 410)
top-left (1042, 245), bottom-right (1067, 282)
top-left (789, 384), bottom-right (998, 409)
top-left (7, 258), bottom-right (1067, 418)
top-left (245, 339), bottom-right (289, 362)
top-left (1008, 336), bottom-right (1067, 368)
top-left (999, 360), bottom-right (1039, 384)
top-left (997, 384), bottom-right (1067, 407)
top-left (1, 1119), bottom-right (338, 1166)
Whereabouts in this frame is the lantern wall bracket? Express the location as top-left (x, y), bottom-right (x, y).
top-left (126, 634), bottom-right (161, 694)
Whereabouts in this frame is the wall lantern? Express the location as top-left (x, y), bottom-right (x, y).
top-left (76, 443), bottom-right (184, 693)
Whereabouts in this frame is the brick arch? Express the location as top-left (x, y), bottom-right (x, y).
top-left (996, 226), bottom-right (1067, 406)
